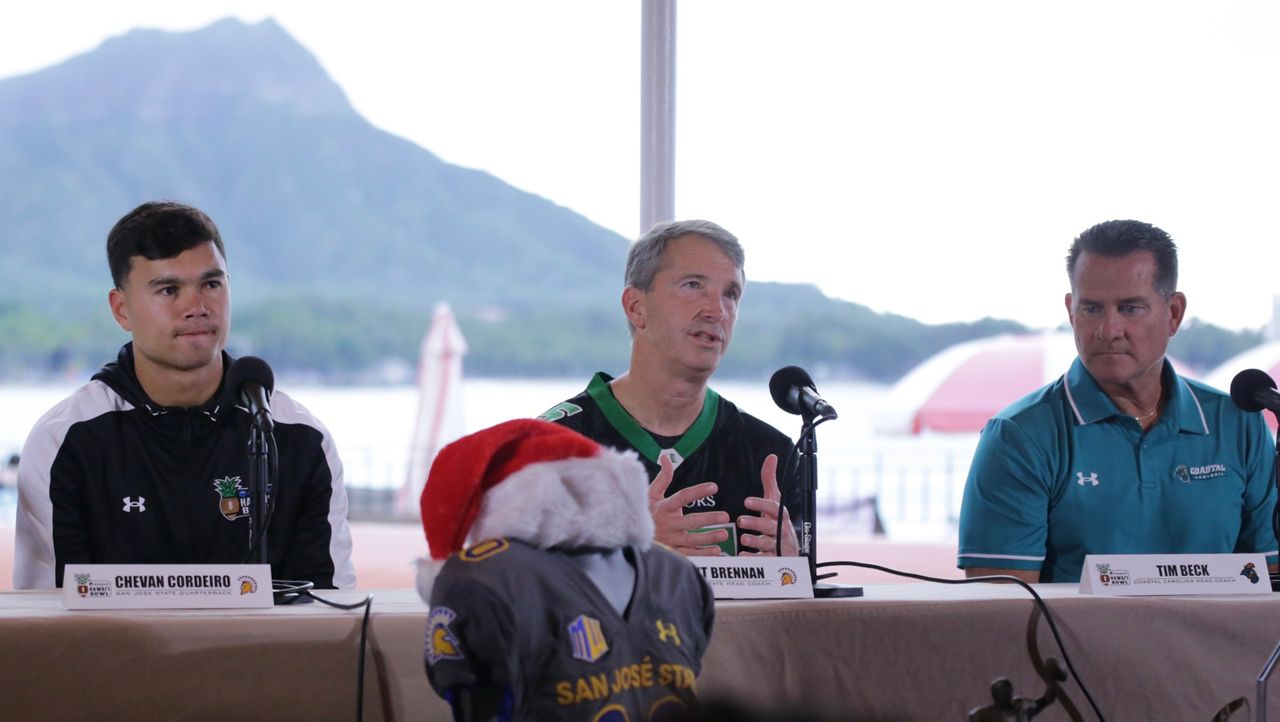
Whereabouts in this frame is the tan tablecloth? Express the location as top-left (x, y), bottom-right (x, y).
top-left (1, 584), bottom-right (1276, 720)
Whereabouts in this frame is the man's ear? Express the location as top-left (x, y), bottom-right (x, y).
top-left (1167, 291), bottom-right (1187, 337)
top-left (622, 286), bottom-right (646, 331)
top-left (108, 287), bottom-right (131, 332)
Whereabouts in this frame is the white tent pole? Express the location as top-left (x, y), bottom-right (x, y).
top-left (640, 0), bottom-right (676, 235)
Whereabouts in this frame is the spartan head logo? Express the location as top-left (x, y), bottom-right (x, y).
top-left (779, 568), bottom-right (797, 586)
top-left (1076, 472), bottom-right (1099, 487)
top-left (425, 607), bottom-right (465, 665)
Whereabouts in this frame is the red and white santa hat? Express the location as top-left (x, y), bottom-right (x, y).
top-left (416, 418), bottom-right (653, 600)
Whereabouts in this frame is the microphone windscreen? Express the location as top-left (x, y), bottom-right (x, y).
top-left (1229, 368), bottom-right (1275, 413)
top-left (227, 356), bottom-right (275, 395)
top-left (769, 365), bottom-right (814, 414)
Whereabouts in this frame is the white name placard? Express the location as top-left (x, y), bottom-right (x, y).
top-left (63, 564), bottom-right (275, 609)
top-left (1079, 553), bottom-right (1271, 596)
top-left (691, 556), bottom-right (814, 599)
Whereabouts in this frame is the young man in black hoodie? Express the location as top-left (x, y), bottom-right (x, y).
top-left (13, 201), bottom-right (355, 589)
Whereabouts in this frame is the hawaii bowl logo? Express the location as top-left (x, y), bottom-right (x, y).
top-left (1096, 562), bottom-right (1111, 585)
top-left (213, 476), bottom-right (250, 521)
top-left (75, 573), bottom-right (91, 597)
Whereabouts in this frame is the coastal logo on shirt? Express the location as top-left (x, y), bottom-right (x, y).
top-left (213, 476), bottom-right (251, 521)
top-left (1174, 463), bottom-right (1227, 483)
top-left (1075, 472), bottom-right (1099, 487)
top-left (426, 607), bottom-right (466, 665)
top-left (568, 614), bottom-right (610, 663)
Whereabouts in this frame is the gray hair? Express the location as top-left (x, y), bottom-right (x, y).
top-left (623, 220), bottom-right (745, 335)
top-left (625, 220), bottom-right (744, 292)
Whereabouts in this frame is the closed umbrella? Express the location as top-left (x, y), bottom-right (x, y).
top-left (398, 302), bottom-right (468, 514)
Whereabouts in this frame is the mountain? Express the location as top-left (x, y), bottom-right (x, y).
top-left (6, 17), bottom-right (1248, 382)
top-left (0, 17), bottom-right (626, 312)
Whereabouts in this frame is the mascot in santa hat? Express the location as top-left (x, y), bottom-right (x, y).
top-left (417, 418), bottom-right (715, 721)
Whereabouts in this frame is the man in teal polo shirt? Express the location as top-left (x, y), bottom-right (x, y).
top-left (958, 219), bottom-right (1278, 583)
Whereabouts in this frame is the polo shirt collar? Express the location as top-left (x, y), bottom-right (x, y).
top-left (1063, 357), bottom-right (1209, 434)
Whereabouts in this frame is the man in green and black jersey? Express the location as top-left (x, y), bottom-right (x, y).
top-left (541, 220), bottom-right (798, 557)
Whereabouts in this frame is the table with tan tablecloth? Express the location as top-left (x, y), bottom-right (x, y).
top-left (2, 584), bottom-right (1276, 720)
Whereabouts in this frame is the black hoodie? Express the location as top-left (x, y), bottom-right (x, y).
top-left (14, 343), bottom-right (355, 589)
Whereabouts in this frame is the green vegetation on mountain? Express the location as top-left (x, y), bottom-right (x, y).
top-left (0, 18), bottom-right (1262, 384)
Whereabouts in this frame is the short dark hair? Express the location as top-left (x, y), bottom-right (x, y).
top-left (107, 201), bottom-right (225, 289)
top-left (1066, 219), bottom-right (1178, 298)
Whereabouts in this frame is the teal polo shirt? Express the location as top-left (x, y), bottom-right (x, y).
top-left (958, 358), bottom-right (1278, 583)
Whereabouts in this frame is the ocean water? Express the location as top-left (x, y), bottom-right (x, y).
top-left (0, 378), bottom-right (978, 541)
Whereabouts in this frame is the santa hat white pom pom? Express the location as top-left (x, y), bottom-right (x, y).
top-left (416, 419), bottom-right (653, 602)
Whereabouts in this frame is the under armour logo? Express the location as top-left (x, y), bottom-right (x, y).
top-left (655, 619), bottom-right (681, 646)
top-left (1076, 472), bottom-right (1099, 487)
top-left (122, 496), bottom-right (146, 512)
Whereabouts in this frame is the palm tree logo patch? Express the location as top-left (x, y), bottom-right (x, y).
top-left (213, 476), bottom-right (251, 521)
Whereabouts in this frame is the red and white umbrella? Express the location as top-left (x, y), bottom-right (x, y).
top-left (397, 302), bottom-right (468, 514)
top-left (1204, 341), bottom-right (1280, 430)
top-left (875, 331), bottom-right (1193, 434)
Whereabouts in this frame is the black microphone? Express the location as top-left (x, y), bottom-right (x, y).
top-left (1230, 368), bottom-right (1280, 415)
top-left (769, 366), bottom-right (837, 420)
top-left (227, 356), bottom-right (275, 431)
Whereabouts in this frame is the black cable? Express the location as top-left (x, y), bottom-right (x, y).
top-left (241, 430), bottom-right (279, 565)
top-left (1270, 424), bottom-right (1279, 564)
top-left (772, 442), bottom-right (799, 557)
top-left (817, 560), bottom-right (1106, 722)
top-left (262, 430), bottom-right (279, 539)
top-left (302, 590), bottom-right (375, 722)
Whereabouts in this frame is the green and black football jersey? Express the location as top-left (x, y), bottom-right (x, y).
top-left (540, 373), bottom-right (799, 553)
top-left (425, 538), bottom-right (714, 721)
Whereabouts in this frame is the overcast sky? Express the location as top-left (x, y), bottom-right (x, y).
top-left (3, 1), bottom-right (1278, 331)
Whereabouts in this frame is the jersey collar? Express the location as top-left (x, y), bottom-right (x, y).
top-left (586, 372), bottom-right (720, 465)
top-left (1063, 357), bottom-right (1208, 434)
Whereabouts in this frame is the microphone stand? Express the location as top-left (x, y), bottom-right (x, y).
top-left (247, 416), bottom-right (274, 566)
top-left (1271, 420), bottom-right (1280, 593)
top-left (798, 413), bottom-right (862, 598)
top-left (967, 658), bottom-right (1068, 721)
top-left (1258, 417), bottom-right (1280, 722)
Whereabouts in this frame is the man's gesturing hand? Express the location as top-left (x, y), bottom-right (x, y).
top-left (738, 454), bottom-right (799, 556)
top-left (648, 453), bottom-right (730, 556)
